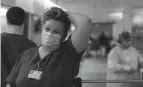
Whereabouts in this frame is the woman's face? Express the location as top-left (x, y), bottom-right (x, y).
top-left (122, 39), bottom-right (132, 48)
top-left (41, 19), bottom-right (65, 51)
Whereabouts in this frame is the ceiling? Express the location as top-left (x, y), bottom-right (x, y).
top-left (51, 0), bottom-right (143, 23)
top-left (2, 0), bottom-right (143, 7)
top-left (1, 0), bottom-right (143, 23)
top-left (52, 0), bottom-right (143, 8)
top-left (2, 0), bottom-right (143, 13)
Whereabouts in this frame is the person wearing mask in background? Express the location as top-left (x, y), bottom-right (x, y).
top-left (106, 31), bottom-right (143, 87)
top-left (1, 6), bottom-right (37, 87)
top-left (6, 7), bottom-right (93, 87)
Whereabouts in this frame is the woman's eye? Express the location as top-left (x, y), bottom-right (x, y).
top-left (45, 28), bottom-right (50, 31)
top-left (53, 31), bottom-right (60, 34)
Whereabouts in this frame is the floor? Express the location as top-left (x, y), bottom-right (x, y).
top-left (78, 56), bottom-right (107, 87)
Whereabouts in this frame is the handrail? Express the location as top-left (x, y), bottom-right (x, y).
top-left (74, 78), bottom-right (143, 87)
top-left (82, 80), bottom-right (143, 83)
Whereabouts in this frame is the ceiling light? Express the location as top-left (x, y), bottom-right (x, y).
top-left (133, 15), bottom-right (143, 24)
top-left (109, 12), bottom-right (123, 20)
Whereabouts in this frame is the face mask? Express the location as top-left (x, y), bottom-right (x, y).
top-left (42, 31), bottom-right (61, 46)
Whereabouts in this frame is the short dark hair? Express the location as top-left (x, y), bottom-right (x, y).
top-left (6, 6), bottom-right (25, 26)
top-left (118, 31), bottom-right (132, 43)
top-left (42, 7), bottom-right (71, 37)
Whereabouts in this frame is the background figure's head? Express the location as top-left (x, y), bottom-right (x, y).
top-left (6, 6), bottom-right (25, 26)
top-left (118, 31), bottom-right (132, 49)
top-left (99, 31), bottom-right (105, 36)
top-left (41, 7), bottom-right (71, 51)
top-left (98, 31), bottom-right (106, 39)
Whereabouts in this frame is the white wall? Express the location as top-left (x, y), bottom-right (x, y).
top-left (1, 16), bottom-right (8, 33)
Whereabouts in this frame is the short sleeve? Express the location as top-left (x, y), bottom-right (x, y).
top-left (64, 36), bottom-right (85, 76)
top-left (6, 53), bottom-right (23, 87)
top-left (66, 35), bottom-right (85, 61)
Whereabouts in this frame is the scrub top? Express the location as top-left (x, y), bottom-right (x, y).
top-left (7, 36), bottom-right (83, 87)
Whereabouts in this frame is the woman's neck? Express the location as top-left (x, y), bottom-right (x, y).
top-left (38, 46), bottom-right (50, 60)
top-left (119, 44), bottom-right (130, 50)
top-left (38, 44), bottom-right (60, 60)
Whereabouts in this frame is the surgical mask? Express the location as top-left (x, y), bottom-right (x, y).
top-left (42, 31), bottom-right (61, 46)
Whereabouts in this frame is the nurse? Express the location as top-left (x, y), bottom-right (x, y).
top-left (6, 7), bottom-right (93, 87)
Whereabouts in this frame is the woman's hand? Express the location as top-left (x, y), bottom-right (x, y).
top-left (124, 65), bottom-right (137, 74)
top-left (128, 67), bottom-right (138, 74)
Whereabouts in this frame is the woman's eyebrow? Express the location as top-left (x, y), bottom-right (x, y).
top-left (54, 27), bottom-right (63, 31)
top-left (46, 25), bottom-right (52, 28)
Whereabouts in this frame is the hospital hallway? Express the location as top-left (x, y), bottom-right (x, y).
top-left (1, 0), bottom-right (143, 87)
top-left (78, 56), bottom-right (107, 87)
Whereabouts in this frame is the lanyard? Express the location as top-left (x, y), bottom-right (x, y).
top-left (36, 51), bottom-right (54, 71)
top-left (36, 62), bottom-right (40, 70)
top-left (34, 52), bottom-right (54, 87)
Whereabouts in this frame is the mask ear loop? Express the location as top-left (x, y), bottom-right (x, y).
top-left (60, 31), bottom-right (68, 42)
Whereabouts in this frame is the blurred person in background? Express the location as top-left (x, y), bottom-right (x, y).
top-left (107, 31), bottom-right (143, 87)
top-left (33, 18), bottom-right (42, 46)
top-left (1, 6), bottom-right (37, 87)
top-left (82, 37), bottom-right (98, 58)
top-left (97, 31), bottom-right (111, 57)
top-left (6, 7), bottom-right (93, 87)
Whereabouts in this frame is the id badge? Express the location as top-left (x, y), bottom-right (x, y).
top-left (28, 70), bottom-right (43, 80)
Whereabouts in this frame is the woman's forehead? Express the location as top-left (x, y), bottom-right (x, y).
top-left (44, 19), bottom-right (65, 31)
top-left (123, 38), bottom-right (132, 42)
top-left (44, 20), bottom-right (64, 27)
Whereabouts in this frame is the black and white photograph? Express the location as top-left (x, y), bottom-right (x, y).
top-left (1, 0), bottom-right (143, 87)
